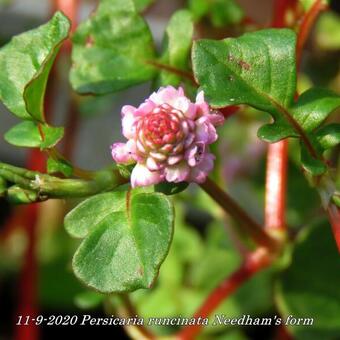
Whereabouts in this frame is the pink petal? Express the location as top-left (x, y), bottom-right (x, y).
top-left (195, 91), bottom-right (205, 104)
top-left (195, 118), bottom-right (218, 144)
top-left (122, 109), bottom-right (139, 139)
top-left (146, 156), bottom-right (161, 171)
top-left (185, 142), bottom-right (205, 167)
top-left (150, 86), bottom-right (185, 108)
top-left (172, 97), bottom-right (196, 119)
top-left (209, 110), bottom-right (225, 126)
top-left (167, 155), bottom-right (183, 165)
top-left (188, 152), bottom-right (215, 183)
top-left (121, 105), bottom-right (136, 117)
top-left (130, 164), bottom-right (163, 188)
top-left (195, 91), bottom-right (210, 116)
top-left (164, 162), bottom-right (190, 183)
top-left (198, 152), bottom-right (215, 172)
top-left (137, 100), bottom-right (155, 115)
top-left (111, 142), bottom-right (135, 164)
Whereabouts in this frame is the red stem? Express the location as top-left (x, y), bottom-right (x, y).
top-left (14, 148), bottom-right (46, 340)
top-left (176, 3), bottom-right (296, 339)
top-left (265, 140), bottom-right (288, 230)
top-left (264, 0), bottom-right (298, 233)
top-left (14, 203), bottom-right (40, 340)
top-left (146, 60), bottom-right (197, 86)
top-left (272, 0), bottom-right (297, 28)
top-left (296, 0), bottom-right (328, 71)
top-left (13, 2), bottom-right (79, 340)
top-left (328, 205), bottom-right (340, 251)
top-left (177, 249), bottom-right (271, 340)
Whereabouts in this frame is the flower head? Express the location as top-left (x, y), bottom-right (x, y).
top-left (111, 86), bottom-right (224, 188)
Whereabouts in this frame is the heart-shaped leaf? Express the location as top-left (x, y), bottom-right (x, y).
top-left (70, 0), bottom-right (156, 94)
top-left (64, 188), bottom-right (174, 293)
top-left (4, 121), bottom-right (64, 149)
top-left (0, 11), bottom-right (70, 121)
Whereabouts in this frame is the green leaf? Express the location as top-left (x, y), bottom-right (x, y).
top-left (133, 0), bottom-right (154, 12)
top-left (156, 10), bottom-right (194, 86)
top-left (47, 157), bottom-right (73, 177)
top-left (64, 188), bottom-right (174, 293)
top-left (70, 0), bottom-right (156, 94)
top-left (189, 0), bottom-right (244, 27)
top-left (6, 185), bottom-right (38, 204)
top-left (193, 29), bottom-right (301, 142)
top-left (74, 291), bottom-right (104, 310)
top-left (290, 88), bottom-right (340, 133)
top-left (192, 29), bottom-right (296, 116)
top-left (300, 143), bottom-right (326, 175)
top-left (209, 0), bottom-right (244, 27)
top-left (299, 0), bottom-right (329, 12)
top-left (189, 0), bottom-right (209, 21)
top-left (316, 12), bottom-right (340, 50)
top-left (192, 29), bottom-right (340, 175)
top-left (316, 124), bottom-right (340, 150)
top-left (4, 121), bottom-right (64, 149)
top-left (0, 177), bottom-right (6, 195)
top-left (276, 220), bottom-right (340, 340)
top-left (0, 11), bottom-right (70, 121)
top-left (155, 181), bottom-right (189, 195)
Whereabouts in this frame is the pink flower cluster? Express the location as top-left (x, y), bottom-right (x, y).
top-left (111, 86), bottom-right (224, 188)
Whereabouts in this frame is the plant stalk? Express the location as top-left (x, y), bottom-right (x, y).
top-left (177, 248), bottom-right (271, 340)
top-left (200, 178), bottom-right (280, 252)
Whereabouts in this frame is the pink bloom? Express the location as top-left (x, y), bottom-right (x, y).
top-left (111, 86), bottom-right (224, 188)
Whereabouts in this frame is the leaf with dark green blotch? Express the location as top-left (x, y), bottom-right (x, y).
top-left (0, 11), bottom-right (70, 121)
top-left (4, 121), bottom-right (64, 149)
top-left (156, 10), bottom-right (194, 86)
top-left (70, 0), bottom-right (156, 94)
top-left (276, 220), bottom-right (340, 340)
top-left (64, 188), bottom-right (174, 293)
top-left (47, 157), bottom-right (73, 177)
top-left (316, 124), bottom-right (340, 150)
